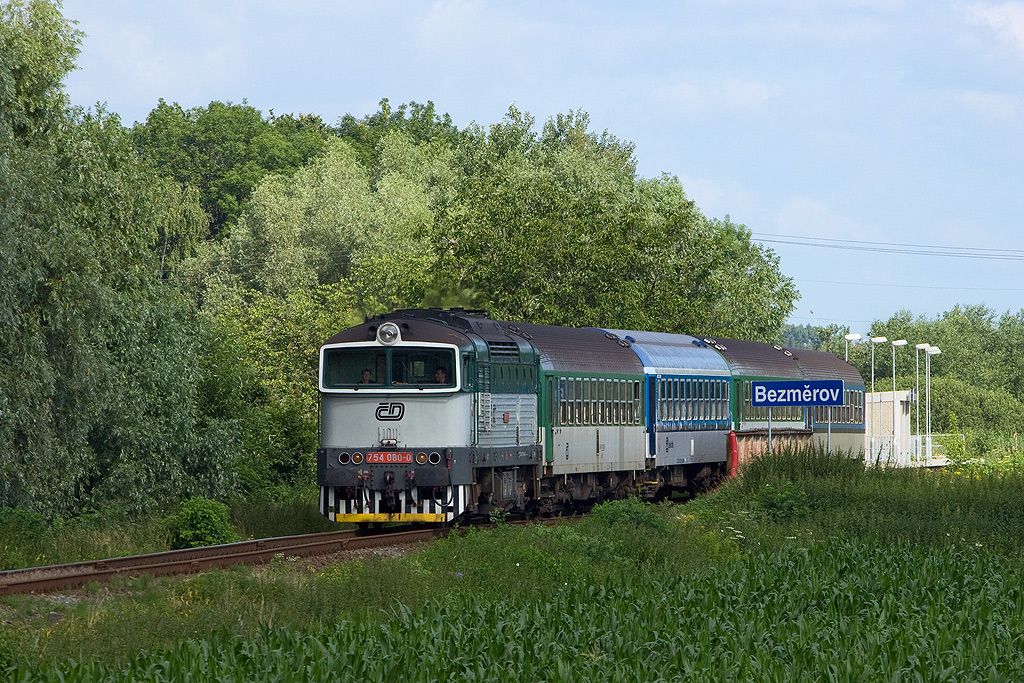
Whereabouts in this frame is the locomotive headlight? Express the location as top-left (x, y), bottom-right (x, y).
top-left (377, 322), bottom-right (400, 345)
top-left (352, 452), bottom-right (363, 464)
top-left (416, 452), bottom-right (428, 465)
top-left (338, 452), bottom-right (351, 465)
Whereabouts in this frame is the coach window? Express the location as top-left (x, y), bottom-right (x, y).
top-left (722, 380), bottom-right (729, 420)
top-left (663, 378), bottom-right (671, 421)
top-left (654, 379), bottom-right (660, 421)
top-left (574, 378), bottom-right (582, 425)
top-left (664, 379), bottom-right (671, 422)
top-left (664, 379), bottom-right (669, 422)
top-left (678, 379), bottom-right (685, 422)
top-left (624, 380), bottom-right (631, 425)
top-left (688, 379), bottom-right (695, 422)
top-left (563, 379), bottom-right (570, 425)
top-left (578, 379), bottom-right (586, 426)
top-left (690, 380), bottom-right (698, 422)
top-left (570, 378), bottom-right (577, 425)
top-left (675, 379), bottom-right (683, 422)
top-left (718, 381), bottom-right (724, 421)
top-left (710, 381), bottom-right (717, 421)
top-left (563, 378), bottom-right (571, 425)
top-left (698, 380), bottom-right (704, 422)
top-left (664, 380), bottom-right (671, 422)
top-left (713, 381), bottom-right (720, 420)
top-left (692, 380), bottom-right (699, 422)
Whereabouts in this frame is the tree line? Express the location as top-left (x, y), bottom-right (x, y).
top-left (5, 0), bottom-right (906, 517)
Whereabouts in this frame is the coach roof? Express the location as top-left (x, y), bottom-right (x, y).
top-left (701, 336), bottom-right (803, 379)
top-left (603, 329), bottom-right (731, 376)
top-left (502, 322), bottom-right (644, 374)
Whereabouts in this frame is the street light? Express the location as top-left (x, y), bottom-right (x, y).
top-left (844, 333), bottom-right (862, 362)
top-left (891, 339), bottom-right (907, 462)
top-left (926, 346), bottom-right (941, 463)
top-left (869, 336), bottom-right (887, 461)
top-left (914, 342), bottom-right (930, 462)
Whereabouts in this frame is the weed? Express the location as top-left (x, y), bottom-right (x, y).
top-left (169, 498), bottom-right (238, 549)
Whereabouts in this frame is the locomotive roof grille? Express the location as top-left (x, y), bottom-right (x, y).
top-left (487, 341), bottom-right (521, 360)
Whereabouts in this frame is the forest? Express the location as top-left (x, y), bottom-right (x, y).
top-left (1, 0), bottom-right (1020, 518)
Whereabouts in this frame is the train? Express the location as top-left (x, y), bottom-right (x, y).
top-left (316, 309), bottom-right (865, 524)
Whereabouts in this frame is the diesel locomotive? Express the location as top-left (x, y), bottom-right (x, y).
top-left (316, 309), bottom-right (865, 524)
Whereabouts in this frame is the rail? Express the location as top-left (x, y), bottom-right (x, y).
top-left (0, 527), bottom-right (444, 596)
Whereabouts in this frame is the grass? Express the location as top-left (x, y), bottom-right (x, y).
top-left (5, 447), bottom-right (1024, 680)
top-left (0, 486), bottom-right (338, 571)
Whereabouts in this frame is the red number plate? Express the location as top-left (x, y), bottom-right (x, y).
top-left (365, 451), bottom-right (413, 464)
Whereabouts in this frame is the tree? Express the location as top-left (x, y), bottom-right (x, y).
top-left (133, 100), bottom-right (331, 236)
top-left (336, 98), bottom-right (462, 176)
top-left (0, 0), bottom-right (80, 139)
top-left (0, 2), bottom-right (232, 514)
top-left (435, 108), bottom-right (797, 338)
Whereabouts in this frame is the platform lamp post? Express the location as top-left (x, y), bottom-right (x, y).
top-left (891, 340), bottom-right (907, 463)
top-left (869, 336), bottom-right (888, 462)
top-left (844, 332), bottom-right (862, 362)
top-left (914, 343), bottom-right (930, 463)
top-left (925, 346), bottom-right (941, 464)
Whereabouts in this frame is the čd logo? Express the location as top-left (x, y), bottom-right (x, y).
top-left (375, 402), bottom-right (405, 421)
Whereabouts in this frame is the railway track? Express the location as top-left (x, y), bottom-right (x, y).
top-left (0, 526), bottom-right (445, 596)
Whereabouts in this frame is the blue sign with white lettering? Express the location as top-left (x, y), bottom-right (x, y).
top-left (750, 380), bottom-right (844, 407)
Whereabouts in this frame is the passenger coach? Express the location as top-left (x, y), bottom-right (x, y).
top-left (316, 310), bottom-right (867, 524)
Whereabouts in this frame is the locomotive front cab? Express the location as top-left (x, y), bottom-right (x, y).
top-left (317, 321), bottom-right (476, 523)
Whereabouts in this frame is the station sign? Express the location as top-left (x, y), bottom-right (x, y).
top-left (750, 380), bottom-right (844, 407)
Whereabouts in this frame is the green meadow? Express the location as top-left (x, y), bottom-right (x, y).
top-left (4, 448), bottom-right (1024, 681)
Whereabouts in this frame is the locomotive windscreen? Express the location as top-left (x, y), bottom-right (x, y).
top-left (322, 346), bottom-right (456, 388)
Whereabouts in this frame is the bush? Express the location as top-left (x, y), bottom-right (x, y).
top-left (753, 478), bottom-right (810, 521)
top-left (169, 497), bottom-right (239, 549)
top-left (0, 507), bottom-right (47, 569)
top-left (940, 412), bottom-right (970, 468)
top-left (590, 497), bottom-right (669, 533)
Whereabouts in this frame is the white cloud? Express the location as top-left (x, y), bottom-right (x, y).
top-left (965, 2), bottom-right (1024, 56)
top-left (657, 78), bottom-right (776, 113)
top-left (68, 12), bottom-right (247, 121)
top-left (416, 0), bottom-right (486, 48)
top-left (677, 174), bottom-right (760, 223)
top-left (772, 197), bottom-right (867, 240)
top-left (951, 89), bottom-right (1020, 121)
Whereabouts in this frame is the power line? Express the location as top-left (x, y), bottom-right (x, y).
top-left (753, 237), bottom-right (1024, 261)
top-left (755, 232), bottom-right (1024, 255)
top-left (796, 278), bottom-right (1024, 293)
top-left (788, 314), bottom-right (877, 324)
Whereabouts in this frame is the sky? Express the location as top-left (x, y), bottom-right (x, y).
top-left (60, 0), bottom-right (1024, 335)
